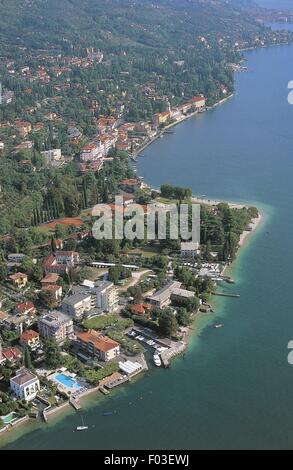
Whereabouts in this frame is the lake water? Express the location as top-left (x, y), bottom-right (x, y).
top-left (3, 42), bottom-right (293, 450)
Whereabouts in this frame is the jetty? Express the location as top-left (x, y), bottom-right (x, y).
top-left (212, 292), bottom-right (240, 298)
top-left (69, 397), bottom-right (81, 410)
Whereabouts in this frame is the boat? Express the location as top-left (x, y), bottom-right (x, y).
top-left (103, 411), bottom-right (114, 416)
top-left (214, 324), bottom-right (223, 329)
top-left (76, 416), bottom-right (88, 431)
top-left (153, 354), bottom-right (162, 367)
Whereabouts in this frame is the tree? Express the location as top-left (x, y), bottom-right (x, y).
top-left (158, 310), bottom-right (178, 338)
top-left (0, 263), bottom-right (7, 281)
top-left (24, 347), bottom-right (32, 369)
top-left (177, 308), bottom-right (192, 326)
top-left (51, 236), bottom-right (57, 253)
top-left (43, 339), bottom-right (62, 368)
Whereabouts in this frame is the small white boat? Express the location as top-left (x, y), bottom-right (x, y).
top-left (153, 354), bottom-right (162, 367)
top-left (215, 324), bottom-right (223, 329)
top-left (76, 426), bottom-right (88, 431)
top-left (76, 416), bottom-right (88, 431)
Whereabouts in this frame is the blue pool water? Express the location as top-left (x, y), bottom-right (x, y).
top-left (54, 374), bottom-right (81, 389)
top-left (2, 412), bottom-right (18, 425)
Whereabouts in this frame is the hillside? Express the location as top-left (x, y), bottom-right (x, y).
top-left (0, 0), bottom-right (290, 237)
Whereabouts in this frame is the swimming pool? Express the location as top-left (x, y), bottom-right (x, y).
top-left (54, 374), bottom-right (81, 390)
top-left (1, 412), bottom-right (18, 424)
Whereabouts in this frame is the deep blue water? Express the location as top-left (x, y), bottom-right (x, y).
top-left (2, 43), bottom-right (293, 451)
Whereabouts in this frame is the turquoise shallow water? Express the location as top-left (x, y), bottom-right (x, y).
top-left (2, 43), bottom-right (293, 450)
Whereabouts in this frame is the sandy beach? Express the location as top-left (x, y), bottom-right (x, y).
top-left (192, 196), bottom-right (246, 209)
top-left (239, 212), bottom-right (263, 247)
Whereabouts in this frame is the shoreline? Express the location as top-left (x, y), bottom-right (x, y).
top-left (132, 94), bottom-right (234, 161)
top-left (0, 61), bottom-right (265, 450)
top-left (0, 173), bottom-right (265, 449)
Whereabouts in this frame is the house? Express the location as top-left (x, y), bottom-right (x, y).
top-left (148, 281), bottom-right (182, 309)
top-left (94, 281), bottom-right (118, 311)
top-left (9, 273), bottom-right (28, 288)
top-left (55, 251), bottom-right (80, 266)
top-left (41, 149), bottom-right (64, 166)
top-left (43, 254), bottom-right (68, 276)
top-left (38, 311), bottom-right (74, 344)
top-left (0, 311), bottom-right (9, 325)
top-left (10, 368), bottom-right (40, 402)
top-left (20, 330), bottom-right (40, 351)
top-left (180, 242), bottom-right (200, 258)
top-left (76, 329), bottom-right (120, 362)
top-left (13, 141), bottom-right (34, 152)
top-left (2, 347), bottom-right (23, 364)
top-left (190, 96), bottom-right (206, 109)
top-left (4, 313), bottom-right (35, 335)
top-left (80, 144), bottom-right (102, 162)
top-left (8, 253), bottom-right (26, 263)
top-left (15, 121), bottom-right (32, 138)
top-left (119, 178), bottom-right (143, 193)
top-left (170, 288), bottom-right (195, 303)
top-left (42, 284), bottom-right (62, 301)
top-left (130, 303), bottom-right (152, 316)
top-left (41, 273), bottom-right (61, 285)
top-left (62, 293), bottom-right (92, 318)
top-left (15, 301), bottom-right (36, 316)
top-left (153, 111), bottom-right (171, 127)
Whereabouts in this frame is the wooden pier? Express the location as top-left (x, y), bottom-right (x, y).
top-left (212, 292), bottom-right (240, 298)
top-left (69, 397), bottom-right (81, 410)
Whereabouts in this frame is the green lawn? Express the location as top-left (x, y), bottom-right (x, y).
top-left (84, 314), bottom-right (119, 330)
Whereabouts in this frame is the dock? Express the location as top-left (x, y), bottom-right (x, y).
top-left (99, 386), bottom-right (110, 395)
top-left (212, 292), bottom-right (240, 298)
top-left (69, 397), bottom-right (81, 410)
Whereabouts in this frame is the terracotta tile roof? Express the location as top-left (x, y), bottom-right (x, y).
top-left (21, 330), bottom-right (39, 343)
top-left (0, 311), bottom-right (9, 321)
top-left (41, 273), bottom-right (61, 284)
top-left (43, 254), bottom-right (56, 268)
top-left (42, 284), bottom-right (61, 292)
top-left (131, 303), bottom-right (152, 315)
top-left (16, 301), bottom-right (35, 314)
top-left (2, 347), bottom-right (22, 362)
top-left (9, 272), bottom-right (28, 281)
top-left (76, 329), bottom-right (119, 353)
top-left (11, 368), bottom-right (37, 386)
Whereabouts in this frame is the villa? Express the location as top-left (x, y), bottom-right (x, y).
top-left (180, 242), bottom-right (201, 258)
top-left (20, 330), bottom-right (40, 351)
top-left (10, 368), bottom-right (40, 402)
top-left (9, 273), bottom-right (28, 288)
top-left (15, 301), bottom-right (36, 316)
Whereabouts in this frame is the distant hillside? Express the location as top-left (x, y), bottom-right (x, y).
top-left (0, 0), bottom-right (267, 54)
top-left (229, 0), bottom-right (259, 9)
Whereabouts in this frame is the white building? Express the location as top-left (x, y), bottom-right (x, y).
top-left (80, 144), bottom-right (103, 162)
top-left (41, 149), bottom-right (63, 165)
top-left (62, 293), bottom-right (92, 318)
top-left (38, 311), bottom-right (74, 344)
top-left (180, 242), bottom-right (200, 258)
top-left (10, 368), bottom-right (40, 402)
top-left (94, 281), bottom-right (118, 311)
top-left (55, 251), bottom-right (80, 266)
top-left (8, 253), bottom-right (26, 263)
